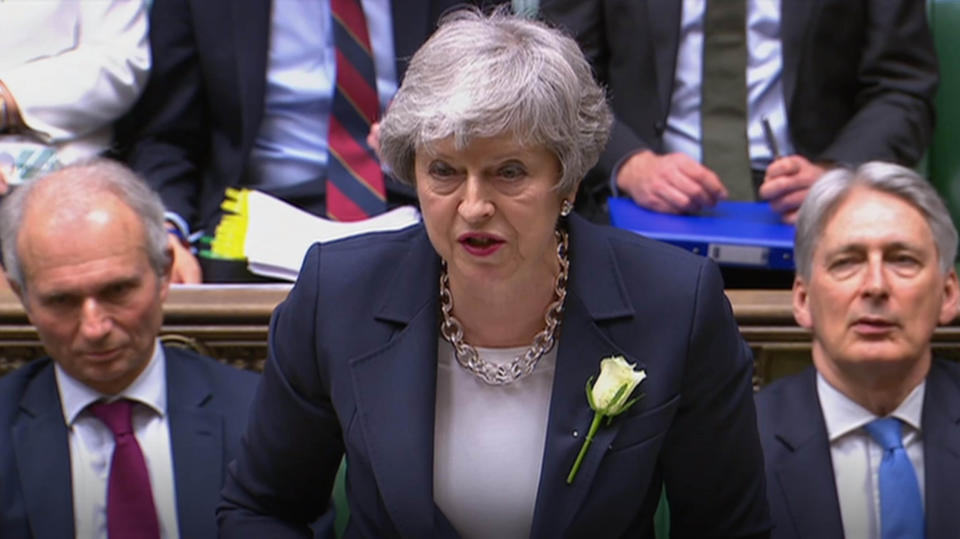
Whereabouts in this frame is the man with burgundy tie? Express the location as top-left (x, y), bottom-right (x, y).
top-left (115, 0), bottom-right (480, 283)
top-left (0, 159), bottom-right (259, 538)
top-left (755, 162), bottom-right (960, 539)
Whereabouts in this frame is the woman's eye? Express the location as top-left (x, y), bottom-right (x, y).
top-left (428, 161), bottom-right (457, 179)
top-left (498, 164), bottom-right (526, 180)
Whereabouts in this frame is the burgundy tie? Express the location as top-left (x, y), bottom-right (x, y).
top-left (326, 0), bottom-right (387, 222)
top-left (88, 399), bottom-right (161, 539)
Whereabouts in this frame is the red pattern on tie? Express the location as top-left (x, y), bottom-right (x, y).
top-left (88, 399), bottom-right (161, 539)
top-left (327, 0), bottom-right (386, 222)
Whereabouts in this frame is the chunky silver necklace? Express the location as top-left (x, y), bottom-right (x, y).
top-left (439, 229), bottom-right (569, 385)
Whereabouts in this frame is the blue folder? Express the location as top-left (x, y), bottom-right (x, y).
top-left (608, 198), bottom-right (796, 270)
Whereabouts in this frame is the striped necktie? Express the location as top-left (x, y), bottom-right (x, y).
top-left (326, 0), bottom-right (387, 221)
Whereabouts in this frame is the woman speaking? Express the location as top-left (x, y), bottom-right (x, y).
top-left (220, 9), bottom-right (770, 538)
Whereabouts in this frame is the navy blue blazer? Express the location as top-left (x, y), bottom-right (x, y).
top-left (219, 214), bottom-right (771, 538)
top-left (756, 360), bottom-right (960, 539)
top-left (0, 345), bottom-right (259, 538)
top-left (117, 0), bottom-right (469, 234)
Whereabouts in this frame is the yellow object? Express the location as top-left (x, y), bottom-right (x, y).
top-left (209, 188), bottom-right (250, 260)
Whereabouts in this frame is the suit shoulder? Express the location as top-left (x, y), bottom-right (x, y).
top-left (0, 360), bottom-right (55, 421)
top-left (0, 360), bottom-right (54, 398)
top-left (163, 346), bottom-right (258, 392)
top-left (932, 357), bottom-right (960, 377)
top-left (587, 218), bottom-right (710, 269)
top-left (574, 217), bottom-right (715, 293)
top-left (304, 224), bottom-right (423, 267)
top-left (755, 368), bottom-right (817, 426)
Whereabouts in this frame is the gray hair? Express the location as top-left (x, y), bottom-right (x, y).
top-left (794, 161), bottom-right (958, 279)
top-left (379, 8), bottom-right (612, 195)
top-left (0, 158), bottom-right (171, 291)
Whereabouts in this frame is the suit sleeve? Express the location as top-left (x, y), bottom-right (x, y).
top-left (115, 0), bottom-right (207, 228)
top-left (2, 0), bottom-right (150, 142)
top-left (540, 0), bottom-right (653, 182)
top-left (218, 245), bottom-right (343, 537)
top-left (661, 260), bottom-right (772, 539)
top-left (810, 0), bottom-right (937, 166)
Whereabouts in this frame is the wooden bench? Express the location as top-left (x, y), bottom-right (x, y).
top-left (3, 285), bottom-right (959, 388)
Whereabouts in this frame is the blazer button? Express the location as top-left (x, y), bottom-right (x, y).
top-left (653, 121), bottom-right (665, 135)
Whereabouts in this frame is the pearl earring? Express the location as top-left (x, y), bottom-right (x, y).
top-left (560, 199), bottom-right (574, 217)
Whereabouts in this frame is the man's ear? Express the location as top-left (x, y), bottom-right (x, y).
top-left (939, 268), bottom-right (960, 325)
top-left (792, 274), bottom-right (813, 329)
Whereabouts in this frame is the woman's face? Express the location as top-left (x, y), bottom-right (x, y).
top-left (415, 134), bottom-right (566, 289)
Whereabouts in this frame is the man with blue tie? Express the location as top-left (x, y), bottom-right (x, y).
top-left (756, 162), bottom-right (960, 538)
top-left (0, 159), bottom-right (259, 538)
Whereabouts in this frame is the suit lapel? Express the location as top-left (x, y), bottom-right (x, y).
top-left (921, 360), bottom-right (960, 539)
top-left (350, 231), bottom-right (443, 538)
top-left (770, 370), bottom-right (844, 538)
top-left (232, 0), bottom-right (272, 153)
top-left (529, 217), bottom-right (638, 538)
top-left (647, 0), bottom-right (681, 115)
top-left (165, 348), bottom-right (223, 539)
top-left (780, 0), bottom-right (818, 108)
top-left (12, 362), bottom-right (75, 538)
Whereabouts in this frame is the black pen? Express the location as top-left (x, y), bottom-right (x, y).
top-left (761, 116), bottom-right (781, 160)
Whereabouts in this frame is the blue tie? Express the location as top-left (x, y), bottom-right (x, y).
top-left (864, 417), bottom-right (925, 539)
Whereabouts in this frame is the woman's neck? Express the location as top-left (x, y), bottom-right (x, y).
top-left (446, 260), bottom-right (561, 348)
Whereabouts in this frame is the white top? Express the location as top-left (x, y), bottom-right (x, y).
top-left (434, 338), bottom-right (557, 539)
top-left (664, 0), bottom-right (795, 168)
top-left (0, 0), bottom-right (149, 162)
top-left (818, 373), bottom-right (925, 539)
top-left (56, 341), bottom-right (180, 539)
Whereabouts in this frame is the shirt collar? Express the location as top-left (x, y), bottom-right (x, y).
top-left (817, 371), bottom-right (925, 442)
top-left (56, 340), bottom-right (168, 426)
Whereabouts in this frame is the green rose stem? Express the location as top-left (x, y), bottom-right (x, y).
top-left (566, 411), bottom-right (604, 484)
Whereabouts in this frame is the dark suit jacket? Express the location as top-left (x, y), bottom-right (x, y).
top-left (0, 345), bottom-right (259, 538)
top-left (116, 0), bottom-right (465, 235)
top-left (218, 214), bottom-right (771, 538)
top-left (540, 0), bottom-right (939, 202)
top-left (755, 361), bottom-right (960, 539)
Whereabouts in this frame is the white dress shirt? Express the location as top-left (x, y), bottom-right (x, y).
top-left (434, 339), bottom-right (557, 539)
top-left (818, 373), bottom-right (925, 539)
top-left (0, 0), bottom-right (150, 163)
top-left (664, 0), bottom-right (795, 169)
top-left (55, 341), bottom-right (180, 539)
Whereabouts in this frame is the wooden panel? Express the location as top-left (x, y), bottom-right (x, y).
top-left (2, 285), bottom-right (959, 388)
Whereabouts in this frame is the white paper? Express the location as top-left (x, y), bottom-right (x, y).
top-left (241, 190), bottom-right (421, 281)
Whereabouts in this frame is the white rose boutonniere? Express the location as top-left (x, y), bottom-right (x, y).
top-left (566, 355), bottom-right (646, 484)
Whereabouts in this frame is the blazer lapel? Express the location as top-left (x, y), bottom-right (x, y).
top-left (12, 362), bottom-right (74, 539)
top-left (529, 217), bottom-right (639, 538)
top-left (349, 231), bottom-right (443, 538)
top-left (647, 0), bottom-right (681, 115)
top-left (920, 360), bottom-right (960, 539)
top-left (770, 371), bottom-right (844, 538)
top-left (165, 348), bottom-right (223, 539)
top-left (780, 0), bottom-right (818, 108)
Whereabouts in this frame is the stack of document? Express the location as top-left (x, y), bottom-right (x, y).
top-left (210, 188), bottom-right (421, 281)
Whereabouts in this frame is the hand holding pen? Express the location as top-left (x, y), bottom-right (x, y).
top-left (759, 116), bottom-right (828, 223)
